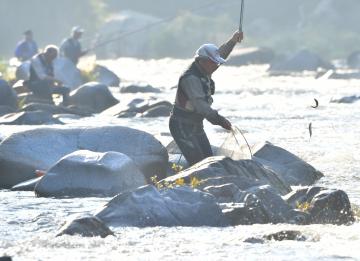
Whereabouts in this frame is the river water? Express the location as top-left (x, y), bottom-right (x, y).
top-left (0, 58), bottom-right (359, 260)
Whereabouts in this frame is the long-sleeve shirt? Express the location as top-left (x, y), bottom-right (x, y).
top-left (175, 38), bottom-right (237, 122)
top-left (60, 37), bottom-right (82, 65)
top-left (14, 40), bottom-right (38, 61)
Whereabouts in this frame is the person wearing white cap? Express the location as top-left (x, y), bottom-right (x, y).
top-left (59, 26), bottom-right (88, 65)
top-left (169, 30), bottom-right (243, 166)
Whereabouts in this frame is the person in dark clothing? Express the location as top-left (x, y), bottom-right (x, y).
top-left (169, 31), bottom-right (244, 166)
top-left (27, 45), bottom-right (70, 105)
top-left (60, 26), bottom-right (87, 65)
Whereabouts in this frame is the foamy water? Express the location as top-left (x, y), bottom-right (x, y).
top-left (0, 57), bottom-right (359, 260)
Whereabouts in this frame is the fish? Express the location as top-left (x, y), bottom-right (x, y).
top-left (311, 98), bottom-right (319, 108)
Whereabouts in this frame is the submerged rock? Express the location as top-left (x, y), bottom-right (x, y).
top-left (57, 216), bottom-right (114, 238)
top-left (96, 185), bottom-right (228, 227)
top-left (330, 95), bottom-right (360, 104)
top-left (285, 186), bottom-right (354, 225)
top-left (35, 150), bottom-right (146, 197)
top-left (244, 230), bottom-right (308, 244)
top-left (0, 126), bottom-right (168, 188)
top-left (68, 82), bottom-right (119, 113)
top-left (120, 84), bottom-right (161, 93)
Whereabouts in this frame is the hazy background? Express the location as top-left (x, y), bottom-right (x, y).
top-left (1, 0), bottom-right (360, 60)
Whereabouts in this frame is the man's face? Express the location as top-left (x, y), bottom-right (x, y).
top-left (25, 32), bottom-right (33, 41)
top-left (45, 50), bottom-right (58, 62)
top-left (73, 31), bottom-right (82, 39)
top-left (201, 58), bottom-right (220, 75)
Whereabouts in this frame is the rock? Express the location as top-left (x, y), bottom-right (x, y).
top-left (120, 84), bottom-right (161, 93)
top-left (0, 105), bottom-right (15, 117)
top-left (21, 102), bottom-right (91, 117)
top-left (0, 256), bottom-right (12, 261)
top-left (330, 95), bottom-right (360, 104)
top-left (0, 126), bottom-right (168, 188)
top-left (284, 186), bottom-right (355, 225)
top-left (69, 82), bottom-right (119, 113)
top-left (96, 185), bottom-right (228, 227)
top-left (226, 47), bottom-right (275, 66)
top-left (0, 111), bottom-right (63, 125)
top-left (93, 64), bottom-right (120, 87)
top-left (57, 216), bottom-right (114, 238)
top-left (15, 61), bottom-right (30, 81)
top-left (162, 156), bottom-right (291, 196)
top-left (53, 57), bottom-right (83, 90)
top-left (244, 230), bottom-right (307, 243)
top-left (140, 101), bottom-right (172, 117)
top-left (269, 49), bottom-right (334, 72)
top-left (11, 177), bottom-right (42, 191)
top-left (253, 142), bottom-right (323, 186)
top-left (329, 72), bottom-right (360, 80)
top-left (95, 10), bottom-right (161, 59)
top-left (0, 79), bottom-right (17, 109)
top-left (35, 150), bottom-right (147, 197)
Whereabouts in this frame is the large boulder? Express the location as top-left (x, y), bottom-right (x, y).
top-left (0, 111), bottom-right (63, 125)
top-left (95, 10), bottom-right (160, 59)
top-left (253, 142), bottom-right (323, 186)
top-left (0, 79), bottom-right (17, 109)
top-left (284, 186), bottom-right (354, 225)
top-left (0, 105), bottom-right (15, 117)
top-left (53, 57), bottom-right (83, 90)
top-left (68, 82), bottom-right (119, 113)
top-left (226, 47), bottom-right (275, 66)
top-left (269, 49), bottom-right (334, 72)
top-left (95, 185), bottom-right (228, 227)
top-left (35, 150), bottom-right (147, 197)
top-left (93, 64), bottom-right (120, 87)
top-left (161, 156), bottom-right (291, 196)
top-left (0, 126), bottom-right (168, 188)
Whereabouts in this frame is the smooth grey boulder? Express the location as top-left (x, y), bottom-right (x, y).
top-left (35, 150), bottom-right (147, 197)
top-left (330, 95), bottom-right (360, 104)
top-left (226, 47), bottom-right (275, 66)
top-left (57, 216), bottom-right (114, 238)
top-left (269, 49), bottom-right (334, 72)
top-left (120, 84), bottom-right (161, 93)
top-left (284, 186), bottom-right (354, 225)
top-left (253, 142), bottom-right (323, 186)
top-left (69, 82), bottom-right (119, 113)
top-left (53, 57), bottom-right (83, 90)
top-left (93, 65), bottom-right (120, 87)
top-left (0, 126), bottom-right (168, 188)
top-left (0, 79), bottom-right (17, 109)
top-left (140, 102), bottom-right (172, 118)
top-left (0, 111), bottom-right (63, 125)
top-left (162, 156), bottom-right (291, 196)
top-left (96, 185), bottom-right (228, 227)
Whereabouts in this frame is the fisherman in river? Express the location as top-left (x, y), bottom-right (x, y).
top-left (169, 30), bottom-right (244, 166)
top-left (26, 45), bottom-right (70, 105)
top-left (14, 30), bottom-right (38, 61)
top-left (60, 26), bottom-right (88, 66)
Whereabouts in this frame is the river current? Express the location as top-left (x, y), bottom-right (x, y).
top-left (0, 58), bottom-right (359, 260)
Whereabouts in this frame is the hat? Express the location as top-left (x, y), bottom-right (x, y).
top-left (195, 44), bottom-right (226, 65)
top-left (72, 26), bottom-right (84, 34)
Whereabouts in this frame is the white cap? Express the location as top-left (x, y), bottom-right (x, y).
top-left (195, 44), bottom-right (226, 65)
top-left (72, 26), bottom-right (84, 34)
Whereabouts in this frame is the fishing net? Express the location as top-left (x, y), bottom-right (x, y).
top-left (216, 126), bottom-right (252, 160)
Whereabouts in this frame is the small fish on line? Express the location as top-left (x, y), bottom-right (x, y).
top-left (311, 98), bottom-right (319, 108)
top-left (308, 122), bottom-right (312, 139)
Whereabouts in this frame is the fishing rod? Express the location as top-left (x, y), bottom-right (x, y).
top-left (239, 0), bottom-right (245, 32)
top-left (88, 0), bottom-right (238, 52)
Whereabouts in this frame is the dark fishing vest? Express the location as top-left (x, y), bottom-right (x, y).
top-left (173, 61), bottom-right (215, 121)
top-left (29, 54), bottom-right (54, 82)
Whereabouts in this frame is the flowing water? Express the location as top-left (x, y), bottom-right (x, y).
top-left (0, 58), bottom-right (359, 260)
